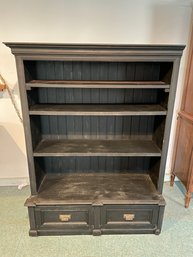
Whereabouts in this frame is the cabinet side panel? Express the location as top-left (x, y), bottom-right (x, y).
top-left (15, 57), bottom-right (37, 194)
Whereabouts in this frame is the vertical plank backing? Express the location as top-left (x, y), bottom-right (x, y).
top-left (28, 60), bottom-right (174, 82)
top-left (28, 60), bottom-right (173, 182)
top-left (28, 87), bottom-right (167, 105)
top-left (35, 156), bottom-right (151, 174)
top-left (32, 115), bottom-right (156, 140)
top-left (34, 158), bottom-right (45, 189)
top-left (30, 116), bottom-right (42, 149)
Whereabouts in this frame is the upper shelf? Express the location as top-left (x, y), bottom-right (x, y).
top-left (26, 80), bottom-right (170, 89)
top-left (29, 104), bottom-right (167, 116)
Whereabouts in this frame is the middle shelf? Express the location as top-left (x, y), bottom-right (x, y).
top-left (29, 104), bottom-right (167, 116)
top-left (33, 139), bottom-right (161, 157)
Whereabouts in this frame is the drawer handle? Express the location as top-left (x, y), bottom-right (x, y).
top-left (123, 214), bottom-right (135, 221)
top-left (59, 214), bottom-right (71, 222)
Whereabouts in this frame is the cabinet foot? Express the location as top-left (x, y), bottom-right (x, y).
top-left (29, 230), bottom-right (38, 237)
top-left (170, 173), bottom-right (175, 187)
top-left (185, 192), bottom-right (192, 208)
top-left (93, 229), bottom-right (102, 236)
top-left (155, 229), bottom-right (161, 235)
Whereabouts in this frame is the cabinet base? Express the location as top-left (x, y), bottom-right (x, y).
top-left (29, 230), bottom-right (38, 237)
top-left (27, 202), bottom-right (165, 236)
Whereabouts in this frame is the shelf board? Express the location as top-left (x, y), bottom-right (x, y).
top-left (25, 173), bottom-right (162, 205)
top-left (33, 139), bottom-right (161, 157)
top-left (29, 104), bottom-right (167, 116)
top-left (26, 80), bottom-right (170, 89)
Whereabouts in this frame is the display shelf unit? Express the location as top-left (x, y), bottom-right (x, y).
top-left (5, 43), bottom-right (184, 236)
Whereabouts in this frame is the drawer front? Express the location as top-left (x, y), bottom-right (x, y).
top-left (35, 205), bottom-right (92, 234)
top-left (101, 205), bottom-right (158, 232)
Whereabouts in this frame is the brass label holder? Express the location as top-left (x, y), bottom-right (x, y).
top-left (123, 213), bottom-right (135, 221)
top-left (59, 214), bottom-right (71, 222)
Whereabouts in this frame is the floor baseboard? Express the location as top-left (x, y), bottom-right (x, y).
top-left (0, 174), bottom-right (177, 187)
top-left (0, 177), bottom-right (29, 187)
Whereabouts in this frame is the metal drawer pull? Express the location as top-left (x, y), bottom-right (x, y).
top-left (59, 214), bottom-right (71, 222)
top-left (123, 214), bottom-right (135, 221)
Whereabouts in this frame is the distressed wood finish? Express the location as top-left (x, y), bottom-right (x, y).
top-left (29, 115), bottom-right (156, 141)
top-left (33, 156), bottom-right (159, 176)
top-left (33, 138), bottom-right (161, 157)
top-left (27, 87), bottom-right (168, 105)
top-left (171, 29), bottom-right (193, 207)
top-left (29, 104), bottom-right (167, 116)
top-left (5, 43), bottom-right (184, 235)
top-left (26, 80), bottom-right (169, 89)
top-left (101, 204), bottom-right (159, 234)
top-left (29, 203), bottom-right (164, 236)
top-left (25, 173), bottom-right (161, 205)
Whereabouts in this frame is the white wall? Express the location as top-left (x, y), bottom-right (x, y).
top-left (0, 0), bottom-right (192, 184)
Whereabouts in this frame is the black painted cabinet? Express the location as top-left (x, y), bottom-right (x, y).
top-left (5, 43), bottom-right (184, 236)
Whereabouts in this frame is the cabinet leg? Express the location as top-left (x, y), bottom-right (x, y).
top-left (29, 229), bottom-right (38, 237)
top-left (185, 192), bottom-right (192, 208)
top-left (155, 228), bottom-right (161, 235)
top-left (93, 229), bottom-right (102, 236)
top-left (170, 173), bottom-right (175, 187)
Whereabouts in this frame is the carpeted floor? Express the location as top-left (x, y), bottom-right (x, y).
top-left (0, 182), bottom-right (193, 257)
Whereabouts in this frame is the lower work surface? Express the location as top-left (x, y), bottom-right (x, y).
top-left (26, 173), bottom-right (163, 205)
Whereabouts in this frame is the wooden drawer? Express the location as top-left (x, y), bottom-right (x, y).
top-left (34, 205), bottom-right (92, 235)
top-left (101, 205), bottom-right (159, 234)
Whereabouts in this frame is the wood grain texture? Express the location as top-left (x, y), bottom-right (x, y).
top-left (27, 202), bottom-right (164, 235)
top-left (28, 80), bottom-right (167, 85)
top-left (30, 115), bottom-right (156, 141)
top-left (24, 61), bottom-right (172, 86)
top-left (30, 173), bottom-right (160, 204)
top-left (33, 139), bottom-right (161, 157)
top-left (26, 80), bottom-right (169, 89)
top-left (34, 156), bottom-right (157, 174)
top-left (172, 116), bottom-right (193, 187)
top-left (29, 104), bottom-right (167, 116)
top-left (27, 87), bottom-right (164, 105)
top-left (171, 26), bottom-right (193, 207)
top-left (101, 204), bottom-right (159, 233)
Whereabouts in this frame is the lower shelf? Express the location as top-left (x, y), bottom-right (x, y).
top-left (26, 173), bottom-right (163, 205)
